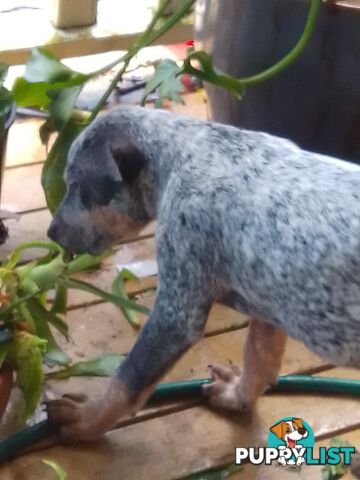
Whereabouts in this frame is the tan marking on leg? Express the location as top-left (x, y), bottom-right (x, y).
top-left (203, 318), bottom-right (287, 411)
top-left (47, 376), bottom-right (163, 442)
top-left (240, 318), bottom-right (287, 405)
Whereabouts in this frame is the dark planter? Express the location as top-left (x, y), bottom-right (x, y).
top-left (195, 0), bottom-right (360, 162)
top-left (0, 103), bottom-right (16, 244)
top-left (0, 364), bottom-right (13, 421)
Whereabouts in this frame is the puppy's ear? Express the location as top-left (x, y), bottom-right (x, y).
top-left (270, 421), bottom-right (285, 439)
top-left (111, 143), bottom-right (146, 184)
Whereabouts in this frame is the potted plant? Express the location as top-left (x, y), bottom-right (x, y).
top-left (0, 242), bottom-right (147, 424)
top-left (195, 0), bottom-right (360, 162)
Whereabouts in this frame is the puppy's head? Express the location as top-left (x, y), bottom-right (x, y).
top-left (47, 123), bottom-right (150, 254)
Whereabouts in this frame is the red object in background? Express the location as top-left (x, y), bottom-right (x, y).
top-left (181, 74), bottom-right (193, 92)
top-left (167, 40), bottom-right (194, 60)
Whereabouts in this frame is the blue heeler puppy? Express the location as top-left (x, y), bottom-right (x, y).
top-left (47, 106), bottom-right (360, 441)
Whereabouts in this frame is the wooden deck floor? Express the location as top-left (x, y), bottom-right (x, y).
top-left (0, 94), bottom-right (360, 479)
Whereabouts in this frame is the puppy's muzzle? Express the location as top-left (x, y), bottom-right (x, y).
top-left (47, 217), bottom-right (66, 244)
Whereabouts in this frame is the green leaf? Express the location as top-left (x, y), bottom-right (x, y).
top-left (39, 117), bottom-right (57, 146)
top-left (12, 78), bottom-right (52, 109)
top-left (112, 270), bottom-right (141, 329)
top-left (60, 277), bottom-right (150, 314)
top-left (12, 48), bottom-right (87, 129)
top-left (27, 298), bottom-right (71, 366)
top-left (36, 301), bottom-right (69, 339)
top-left (183, 463), bottom-right (242, 479)
top-left (24, 48), bottom-right (78, 83)
top-left (48, 85), bottom-right (83, 130)
top-left (182, 51), bottom-right (245, 99)
top-left (0, 292), bottom-right (40, 321)
top-left (142, 59), bottom-right (184, 105)
top-left (65, 250), bottom-right (113, 276)
top-left (41, 120), bottom-right (84, 213)
top-left (12, 75), bottom-right (84, 111)
top-left (51, 282), bottom-right (68, 315)
top-left (118, 268), bottom-right (138, 281)
top-left (8, 331), bottom-right (47, 420)
top-left (46, 352), bottom-right (124, 380)
top-left (43, 460), bottom-right (67, 480)
top-left (26, 252), bottom-right (66, 291)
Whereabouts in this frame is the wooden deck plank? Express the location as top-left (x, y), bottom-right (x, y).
top-left (4, 119), bottom-right (46, 169)
top-left (46, 299), bottom-right (326, 430)
top-left (1, 164), bottom-right (45, 213)
top-left (52, 314), bottom-right (324, 387)
top-left (3, 367), bottom-right (360, 480)
top-left (0, 210), bottom-right (51, 260)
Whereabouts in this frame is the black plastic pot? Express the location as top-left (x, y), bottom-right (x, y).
top-left (0, 103), bottom-right (16, 244)
top-left (0, 103), bottom-right (16, 197)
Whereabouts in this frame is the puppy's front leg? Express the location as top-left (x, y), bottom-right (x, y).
top-left (47, 283), bottom-right (210, 442)
top-left (204, 318), bottom-right (287, 411)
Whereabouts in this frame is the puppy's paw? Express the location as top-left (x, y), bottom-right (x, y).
top-left (46, 393), bottom-right (112, 442)
top-left (203, 363), bottom-right (252, 412)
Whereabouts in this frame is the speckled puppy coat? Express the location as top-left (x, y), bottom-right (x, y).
top-left (47, 106), bottom-right (360, 440)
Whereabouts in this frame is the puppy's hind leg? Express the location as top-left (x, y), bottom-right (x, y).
top-left (203, 318), bottom-right (287, 412)
top-left (46, 280), bottom-right (211, 442)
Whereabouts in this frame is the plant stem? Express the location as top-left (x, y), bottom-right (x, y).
top-left (240, 0), bottom-right (322, 86)
top-left (88, 0), bottom-right (196, 121)
top-left (12, 241), bottom-right (61, 255)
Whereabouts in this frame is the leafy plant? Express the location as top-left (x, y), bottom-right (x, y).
top-left (321, 438), bottom-right (356, 480)
top-left (0, 242), bottom-right (149, 421)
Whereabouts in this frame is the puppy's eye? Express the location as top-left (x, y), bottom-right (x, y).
top-left (80, 188), bottom-right (93, 208)
top-left (97, 176), bottom-right (119, 206)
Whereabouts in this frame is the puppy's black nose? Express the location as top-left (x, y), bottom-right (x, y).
top-left (47, 218), bottom-right (63, 242)
top-left (298, 428), bottom-right (306, 435)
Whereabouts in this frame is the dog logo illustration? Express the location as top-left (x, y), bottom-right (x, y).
top-left (268, 417), bottom-right (315, 467)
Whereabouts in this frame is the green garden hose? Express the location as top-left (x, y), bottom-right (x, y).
top-left (1, 374), bottom-right (360, 464)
